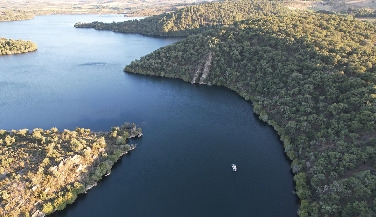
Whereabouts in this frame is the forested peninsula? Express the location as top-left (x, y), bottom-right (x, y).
top-left (0, 123), bottom-right (142, 217)
top-left (0, 38), bottom-right (37, 55)
top-left (118, 1), bottom-right (376, 216)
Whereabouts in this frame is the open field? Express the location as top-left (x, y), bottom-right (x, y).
top-left (0, 0), bottom-right (214, 17)
top-left (286, 0), bottom-right (376, 12)
top-left (2, 0), bottom-right (376, 21)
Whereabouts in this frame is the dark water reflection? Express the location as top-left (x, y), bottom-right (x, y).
top-left (0, 15), bottom-right (297, 216)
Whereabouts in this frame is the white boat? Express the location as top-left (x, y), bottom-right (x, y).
top-left (231, 164), bottom-right (237, 171)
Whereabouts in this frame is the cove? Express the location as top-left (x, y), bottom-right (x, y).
top-left (0, 15), bottom-right (297, 216)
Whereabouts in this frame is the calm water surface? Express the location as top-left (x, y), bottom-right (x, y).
top-left (0, 15), bottom-right (297, 216)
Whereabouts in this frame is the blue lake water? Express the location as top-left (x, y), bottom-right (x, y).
top-left (0, 15), bottom-right (297, 216)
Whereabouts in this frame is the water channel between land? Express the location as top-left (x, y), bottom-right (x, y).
top-left (0, 15), bottom-right (298, 216)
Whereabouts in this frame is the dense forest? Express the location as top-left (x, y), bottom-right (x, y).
top-left (0, 123), bottom-right (142, 216)
top-left (75, 0), bottom-right (288, 37)
top-left (0, 38), bottom-right (37, 55)
top-left (123, 3), bottom-right (376, 216)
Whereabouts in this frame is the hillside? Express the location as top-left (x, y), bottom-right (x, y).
top-left (74, 0), bottom-right (376, 36)
top-left (74, 0), bottom-right (288, 37)
top-left (124, 11), bottom-right (376, 216)
top-left (0, 123), bottom-right (142, 216)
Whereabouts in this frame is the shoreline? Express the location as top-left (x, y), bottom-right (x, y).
top-left (0, 123), bottom-right (142, 217)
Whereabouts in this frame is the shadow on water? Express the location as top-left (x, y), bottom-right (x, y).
top-left (50, 157), bottom-right (126, 217)
top-left (50, 74), bottom-right (299, 217)
top-left (78, 62), bottom-right (109, 66)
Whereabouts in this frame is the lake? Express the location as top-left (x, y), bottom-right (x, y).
top-left (0, 15), bottom-right (298, 216)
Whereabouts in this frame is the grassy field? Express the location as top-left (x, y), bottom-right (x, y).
top-left (0, 0), bottom-right (214, 17)
top-left (286, 0), bottom-right (376, 12)
top-left (2, 0), bottom-right (376, 20)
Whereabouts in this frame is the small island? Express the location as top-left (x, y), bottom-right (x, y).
top-left (0, 38), bottom-right (38, 55)
top-left (0, 123), bottom-right (142, 217)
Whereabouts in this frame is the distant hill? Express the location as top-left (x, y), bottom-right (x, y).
top-left (0, 10), bottom-right (34, 22)
top-left (0, 0), bottom-right (214, 19)
top-left (287, 0), bottom-right (376, 16)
